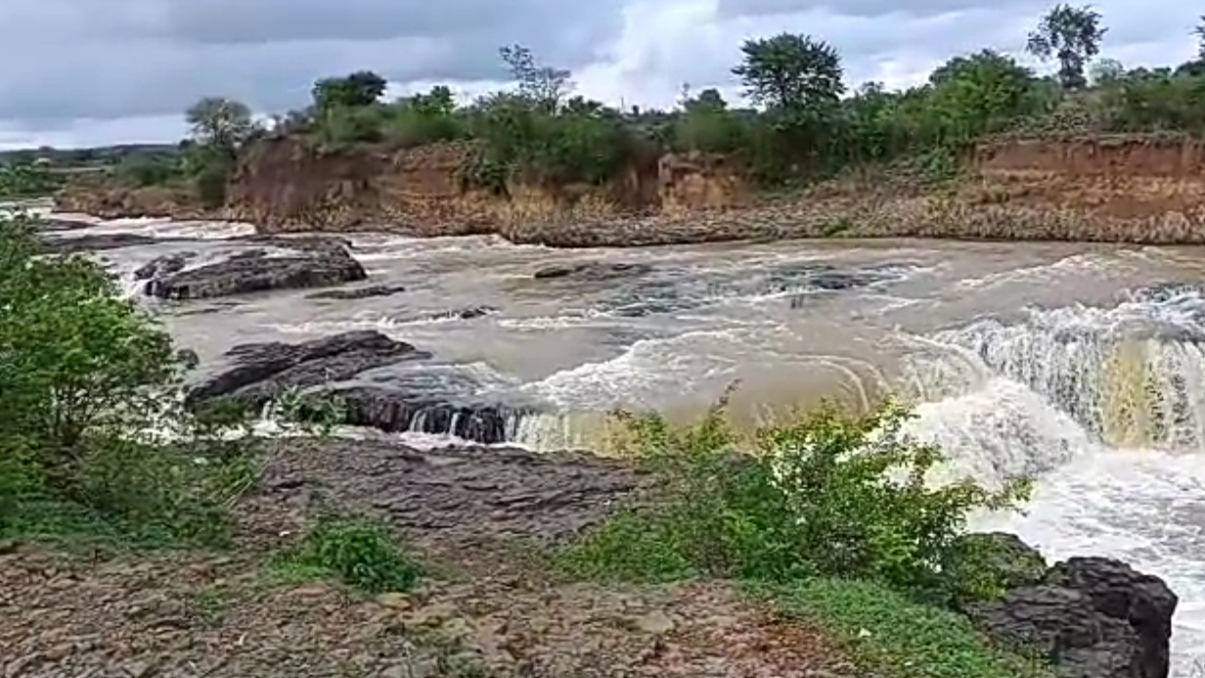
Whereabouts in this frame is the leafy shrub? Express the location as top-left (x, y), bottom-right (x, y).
top-left (182, 146), bottom-right (234, 208)
top-left (315, 104), bottom-right (389, 149)
top-left (0, 214), bottom-right (262, 546)
top-left (272, 515), bottom-right (424, 594)
top-left (114, 153), bottom-right (183, 187)
top-left (561, 396), bottom-right (1031, 602)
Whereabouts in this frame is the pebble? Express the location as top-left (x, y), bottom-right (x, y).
top-left (631, 610), bottom-right (676, 635)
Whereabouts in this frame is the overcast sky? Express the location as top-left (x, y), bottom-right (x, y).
top-left (0, 0), bottom-right (1198, 149)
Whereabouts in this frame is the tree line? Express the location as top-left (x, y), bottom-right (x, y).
top-left (91, 5), bottom-right (1205, 204)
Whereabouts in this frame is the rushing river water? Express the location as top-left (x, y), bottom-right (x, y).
top-left (54, 213), bottom-right (1205, 674)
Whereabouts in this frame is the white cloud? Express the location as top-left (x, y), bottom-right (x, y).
top-left (3, 0), bottom-right (1201, 148)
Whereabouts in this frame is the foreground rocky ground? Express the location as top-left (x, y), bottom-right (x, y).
top-left (1, 439), bottom-right (861, 678)
top-left (3, 435), bottom-right (1181, 678)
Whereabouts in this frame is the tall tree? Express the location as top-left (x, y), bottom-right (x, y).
top-left (499, 44), bottom-right (573, 113)
top-left (312, 71), bottom-right (388, 110)
top-left (731, 33), bottom-right (845, 111)
top-left (184, 97), bottom-right (255, 151)
top-left (1025, 4), bottom-right (1107, 90)
top-left (927, 50), bottom-right (1045, 142)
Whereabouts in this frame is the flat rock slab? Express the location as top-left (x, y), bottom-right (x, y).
top-left (265, 438), bottom-right (649, 545)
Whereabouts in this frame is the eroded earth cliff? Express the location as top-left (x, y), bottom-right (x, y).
top-left (56, 134), bottom-right (1205, 245)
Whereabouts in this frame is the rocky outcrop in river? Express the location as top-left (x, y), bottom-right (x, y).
top-left (185, 330), bottom-right (538, 444)
top-left (138, 237), bottom-right (366, 300)
top-left (961, 534), bottom-right (1177, 678)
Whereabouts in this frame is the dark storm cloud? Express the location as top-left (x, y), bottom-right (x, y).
top-left (162, 0), bottom-right (555, 44)
top-left (0, 0), bottom-right (623, 125)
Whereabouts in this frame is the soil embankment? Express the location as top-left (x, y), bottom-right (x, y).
top-left (55, 134), bottom-right (1205, 245)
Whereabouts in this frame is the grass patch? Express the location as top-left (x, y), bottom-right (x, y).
top-left (267, 515), bottom-right (424, 594)
top-left (758, 578), bottom-right (1053, 678)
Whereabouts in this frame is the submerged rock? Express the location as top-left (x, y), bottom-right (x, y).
top-left (133, 252), bottom-right (196, 280)
top-left (39, 232), bottom-right (173, 254)
top-left (185, 330), bottom-right (538, 444)
top-left (308, 283), bottom-right (407, 300)
top-left (969, 553), bottom-right (1177, 678)
top-left (143, 237), bottom-right (366, 300)
top-left (38, 218), bottom-right (92, 232)
top-left (427, 305), bottom-right (497, 321)
top-left (533, 261), bottom-right (654, 281)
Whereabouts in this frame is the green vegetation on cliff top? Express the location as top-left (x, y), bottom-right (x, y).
top-left (31, 4), bottom-right (1205, 208)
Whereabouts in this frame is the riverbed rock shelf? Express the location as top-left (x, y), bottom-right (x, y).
top-left (185, 330), bottom-right (538, 444)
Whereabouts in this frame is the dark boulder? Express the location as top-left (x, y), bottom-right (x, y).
top-left (533, 261), bottom-right (653, 281)
top-left (143, 238), bottom-right (366, 300)
top-left (308, 283), bottom-right (407, 301)
top-left (134, 252), bottom-right (196, 280)
top-left (969, 555), bottom-right (1177, 678)
top-left (185, 330), bottom-right (539, 444)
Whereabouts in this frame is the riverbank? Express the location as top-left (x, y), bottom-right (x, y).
top-left (54, 135), bottom-right (1205, 247)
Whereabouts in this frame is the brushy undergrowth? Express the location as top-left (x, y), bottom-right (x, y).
top-left (558, 392), bottom-right (1045, 677)
top-left (0, 214), bottom-right (334, 550)
top-left (268, 514), bottom-right (424, 594)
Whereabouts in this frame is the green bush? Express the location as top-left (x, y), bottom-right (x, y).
top-left (271, 515), bottom-right (424, 594)
top-left (315, 104), bottom-right (389, 149)
top-left (563, 398), bottom-right (1030, 599)
top-left (182, 145), bottom-right (234, 208)
top-left (113, 153), bottom-right (183, 187)
top-left (0, 215), bottom-right (261, 546)
top-left (559, 397), bottom-right (1041, 676)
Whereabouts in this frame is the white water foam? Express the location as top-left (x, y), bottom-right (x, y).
top-left (268, 310), bottom-right (491, 336)
top-left (899, 290), bottom-right (1205, 675)
top-left (348, 233), bottom-right (548, 262)
top-left (954, 250), bottom-right (1150, 291)
top-left (522, 328), bottom-right (746, 411)
top-left (50, 213), bottom-right (257, 240)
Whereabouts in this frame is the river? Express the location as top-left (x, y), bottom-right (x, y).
top-left (53, 213), bottom-right (1205, 675)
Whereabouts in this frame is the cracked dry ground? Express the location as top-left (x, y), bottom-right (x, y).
top-left (1, 440), bottom-right (858, 678)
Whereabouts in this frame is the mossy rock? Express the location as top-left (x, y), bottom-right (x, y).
top-left (946, 532), bottom-right (1048, 607)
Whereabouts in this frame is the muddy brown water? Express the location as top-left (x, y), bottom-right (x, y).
top-left (47, 213), bottom-right (1205, 675)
